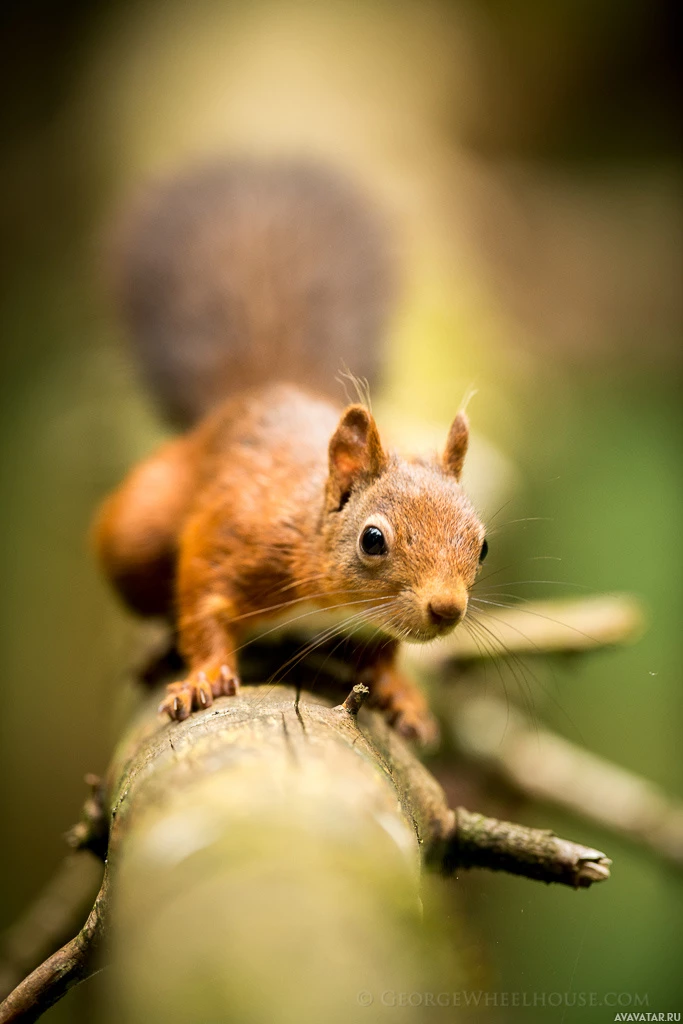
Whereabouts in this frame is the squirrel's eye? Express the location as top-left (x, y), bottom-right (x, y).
top-left (360, 525), bottom-right (388, 556)
top-left (479, 538), bottom-right (489, 563)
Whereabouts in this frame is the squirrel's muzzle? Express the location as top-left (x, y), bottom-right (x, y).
top-left (426, 592), bottom-right (468, 633)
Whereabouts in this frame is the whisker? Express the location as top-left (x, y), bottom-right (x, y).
top-left (224, 587), bottom-right (386, 628)
top-left (483, 497), bottom-right (516, 526)
top-left (346, 619), bottom-right (400, 691)
top-left (475, 564), bottom-right (516, 587)
top-left (247, 601), bottom-right (397, 708)
top-left (231, 595), bottom-right (395, 655)
top-left (301, 600), bottom-right (400, 692)
top-left (468, 609), bottom-right (585, 743)
top-left (475, 579), bottom-right (593, 592)
top-left (486, 516), bottom-right (552, 538)
top-left (252, 609), bottom-right (387, 705)
top-left (466, 614), bottom-right (540, 734)
top-left (249, 618), bottom-right (367, 708)
top-left (462, 617), bottom-right (513, 736)
top-left (254, 571), bottom-right (328, 599)
top-left (470, 597), bottom-right (604, 646)
top-left (460, 619), bottom-right (491, 691)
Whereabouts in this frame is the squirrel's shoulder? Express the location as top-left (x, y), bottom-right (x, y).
top-left (192, 382), bottom-right (344, 485)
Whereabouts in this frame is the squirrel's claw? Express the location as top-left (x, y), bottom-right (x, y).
top-left (160, 666), bottom-right (240, 721)
top-left (159, 682), bottom-right (193, 721)
top-left (211, 665), bottom-right (240, 698)
top-left (193, 671), bottom-right (214, 710)
top-left (159, 674), bottom-right (213, 721)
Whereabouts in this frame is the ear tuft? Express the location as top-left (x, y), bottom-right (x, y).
top-left (327, 405), bottom-right (386, 510)
top-left (443, 411), bottom-right (469, 480)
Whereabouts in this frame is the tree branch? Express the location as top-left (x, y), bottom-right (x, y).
top-left (447, 690), bottom-right (683, 868)
top-left (0, 869), bottom-right (109, 1024)
top-left (0, 682), bottom-right (610, 1023)
top-left (0, 854), bottom-right (103, 1005)
top-left (426, 808), bottom-right (611, 887)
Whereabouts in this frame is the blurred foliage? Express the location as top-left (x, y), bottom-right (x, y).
top-left (0, 0), bottom-right (680, 1021)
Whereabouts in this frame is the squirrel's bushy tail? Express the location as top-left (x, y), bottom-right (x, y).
top-left (113, 159), bottom-right (395, 426)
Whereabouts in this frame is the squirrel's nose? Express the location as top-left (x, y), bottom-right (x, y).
top-left (427, 595), bottom-right (467, 630)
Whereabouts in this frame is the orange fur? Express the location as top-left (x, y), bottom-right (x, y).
top-left (96, 384), bottom-right (485, 741)
top-left (95, 161), bottom-right (486, 743)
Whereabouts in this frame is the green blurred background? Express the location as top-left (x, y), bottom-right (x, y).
top-left (0, 0), bottom-right (680, 1020)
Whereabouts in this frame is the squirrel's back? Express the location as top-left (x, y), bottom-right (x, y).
top-left (113, 159), bottom-right (395, 426)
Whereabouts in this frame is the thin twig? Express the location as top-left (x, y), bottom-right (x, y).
top-left (427, 808), bottom-right (611, 888)
top-left (64, 774), bottom-right (109, 860)
top-left (448, 691), bottom-right (683, 868)
top-left (336, 683), bottom-right (370, 716)
top-left (0, 854), bottom-right (103, 1003)
top-left (0, 869), bottom-right (109, 1024)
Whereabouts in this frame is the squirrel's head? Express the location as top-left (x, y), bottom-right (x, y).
top-left (323, 405), bottom-right (487, 643)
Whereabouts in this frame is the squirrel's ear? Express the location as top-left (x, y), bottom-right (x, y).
top-left (442, 411), bottom-right (469, 480)
top-left (327, 405), bottom-right (387, 509)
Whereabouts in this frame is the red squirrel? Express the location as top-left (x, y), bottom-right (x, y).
top-left (94, 160), bottom-right (487, 744)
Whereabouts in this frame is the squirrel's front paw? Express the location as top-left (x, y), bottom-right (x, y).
top-left (159, 665), bottom-right (240, 721)
top-left (366, 665), bottom-right (440, 749)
